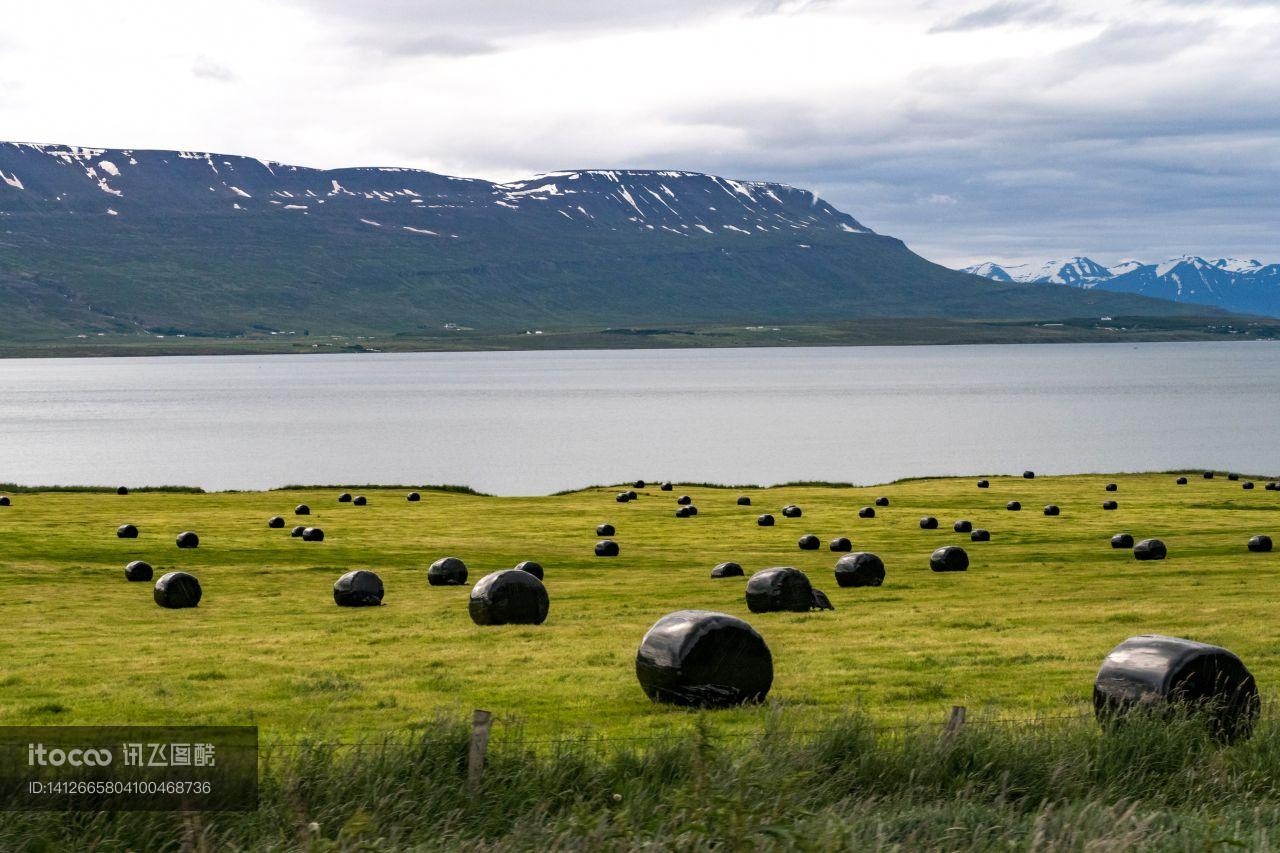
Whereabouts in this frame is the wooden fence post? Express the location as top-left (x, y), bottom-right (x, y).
top-left (944, 705), bottom-right (967, 739)
top-left (468, 709), bottom-right (493, 792)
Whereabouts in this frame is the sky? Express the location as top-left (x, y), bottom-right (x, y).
top-left (0, 0), bottom-right (1276, 268)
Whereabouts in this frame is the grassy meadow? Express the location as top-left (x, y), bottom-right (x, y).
top-left (1, 471), bottom-right (1278, 746)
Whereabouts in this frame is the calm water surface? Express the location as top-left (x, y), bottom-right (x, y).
top-left (0, 342), bottom-right (1276, 494)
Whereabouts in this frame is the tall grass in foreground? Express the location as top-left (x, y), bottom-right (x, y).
top-left (6, 711), bottom-right (1280, 851)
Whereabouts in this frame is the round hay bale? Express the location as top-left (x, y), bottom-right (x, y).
top-left (1267, 482), bottom-right (1278, 491)
top-left (625, 490), bottom-right (638, 500)
top-left (634, 480), bottom-right (646, 489)
top-left (596, 523), bottom-right (615, 536)
top-left (175, 531), bottom-right (199, 549)
top-left (711, 561), bottom-right (744, 578)
top-left (1247, 535), bottom-right (1272, 553)
top-left (797, 534), bottom-right (820, 551)
top-left (1105, 483), bottom-right (1118, 492)
top-left (675, 506), bottom-right (692, 518)
top-left (1203, 471), bottom-right (1215, 480)
top-left (1043, 504), bottom-right (1061, 516)
top-left (0, 497), bottom-right (10, 506)
top-left (829, 537), bottom-right (852, 552)
top-left (338, 493), bottom-right (352, 503)
top-left (970, 529), bottom-right (991, 542)
top-left (595, 540), bottom-right (619, 557)
top-left (407, 491), bottom-right (421, 502)
top-left (353, 495), bottom-right (367, 506)
top-left (514, 560), bottom-right (544, 580)
top-left (1176, 476), bottom-right (1188, 485)
top-left (930, 546), bottom-right (969, 572)
top-left (635, 610), bottom-right (773, 707)
top-left (616, 493), bottom-right (631, 503)
top-left (333, 570), bottom-right (384, 607)
top-left (781, 505), bottom-right (802, 518)
top-left (834, 552), bottom-right (884, 587)
top-left (295, 504), bottom-right (310, 515)
top-left (660, 482), bottom-right (673, 491)
top-left (290, 525), bottom-right (305, 538)
top-left (469, 569), bottom-right (550, 626)
top-left (1228, 473), bottom-right (1240, 481)
top-left (154, 571), bottom-right (201, 609)
top-left (1093, 634), bottom-right (1259, 742)
top-left (1101, 500), bottom-right (1119, 510)
top-left (268, 516), bottom-right (285, 529)
top-left (1243, 482), bottom-right (1255, 490)
top-left (736, 496), bottom-right (751, 506)
top-left (116, 486), bottom-right (129, 496)
top-left (124, 560), bottom-right (153, 582)
top-left (875, 497), bottom-right (890, 507)
top-left (1023, 470), bottom-right (1035, 479)
top-left (858, 506), bottom-right (875, 518)
top-left (301, 527), bottom-right (324, 542)
top-left (1134, 538), bottom-right (1167, 561)
top-left (116, 523), bottom-right (139, 539)
top-left (745, 567), bottom-right (830, 612)
top-left (1006, 501), bottom-right (1021, 511)
top-left (953, 520), bottom-right (972, 533)
top-left (686, 505), bottom-right (699, 516)
top-left (428, 556), bottom-right (468, 585)
top-left (677, 495), bottom-right (692, 506)
top-left (919, 516), bottom-right (938, 529)
top-left (757, 514), bottom-right (775, 527)
top-left (1111, 532), bottom-right (1134, 549)
top-left (977, 479), bottom-right (989, 488)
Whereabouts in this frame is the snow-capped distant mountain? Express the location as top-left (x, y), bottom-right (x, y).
top-left (962, 254), bottom-right (1280, 318)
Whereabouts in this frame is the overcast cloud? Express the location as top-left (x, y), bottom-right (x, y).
top-left (0, 0), bottom-right (1276, 267)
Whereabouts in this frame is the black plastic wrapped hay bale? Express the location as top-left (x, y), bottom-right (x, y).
top-left (338, 493), bottom-right (352, 503)
top-left (595, 540), bottom-right (619, 557)
top-left (930, 546), bottom-right (969, 572)
top-left (116, 486), bottom-right (129, 496)
top-left (428, 556), bottom-right (469, 585)
top-left (0, 497), bottom-right (11, 507)
top-left (1043, 504), bottom-right (1061, 516)
top-left (596, 523), bottom-right (615, 536)
top-left (268, 516), bottom-right (285, 529)
top-left (858, 506), bottom-right (875, 519)
top-left (757, 514), bottom-right (775, 527)
top-left (407, 491), bottom-right (421, 502)
top-left (736, 496), bottom-right (751, 506)
top-left (1023, 470), bottom-right (1035, 479)
top-left (1176, 477), bottom-right (1188, 485)
top-left (175, 531), bottom-right (199, 549)
top-left (353, 495), bottom-right (367, 506)
top-left (1093, 634), bottom-right (1259, 742)
top-left (781, 505), bottom-right (802, 518)
top-left (634, 480), bottom-right (646, 489)
top-left (302, 527), bottom-right (325, 542)
top-left (635, 610), bottom-right (773, 707)
top-left (977, 479), bottom-right (989, 488)
top-left (686, 505), bottom-right (699, 516)
top-left (124, 560), bottom-right (153, 582)
top-left (1103, 500), bottom-right (1118, 510)
top-left (829, 537), bottom-right (852, 552)
top-left (514, 560), bottom-right (544, 580)
top-left (333, 570), bottom-right (384, 607)
top-left (745, 567), bottom-right (830, 613)
top-left (675, 507), bottom-right (692, 518)
top-left (154, 571), bottom-right (202, 609)
top-left (834, 552), bottom-right (884, 588)
top-left (711, 561), bottom-right (744, 578)
top-left (1112, 533), bottom-right (1135, 549)
top-left (116, 524), bottom-right (139, 539)
top-left (616, 493), bottom-right (631, 503)
top-left (875, 497), bottom-right (890, 507)
top-left (970, 529), bottom-right (990, 542)
top-left (953, 520), bottom-right (972, 533)
top-left (1203, 471), bottom-right (1215, 479)
top-left (660, 482), bottom-right (673, 491)
top-left (919, 516), bottom-right (938, 530)
top-left (1243, 482), bottom-right (1255, 491)
top-left (1248, 535), bottom-right (1273, 553)
top-left (290, 525), bottom-right (305, 538)
top-left (798, 534), bottom-right (820, 551)
top-left (1007, 501), bottom-right (1021, 511)
top-left (1228, 473), bottom-right (1240, 481)
top-left (677, 495), bottom-right (692, 506)
top-left (469, 569), bottom-right (550, 626)
top-left (1106, 483), bottom-right (1118, 492)
top-left (295, 504), bottom-right (310, 515)
top-left (626, 490), bottom-right (638, 501)
top-left (1134, 539), bottom-right (1167, 561)
top-left (1267, 482), bottom-right (1279, 492)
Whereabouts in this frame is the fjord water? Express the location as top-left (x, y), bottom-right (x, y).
top-left (1, 342), bottom-right (1277, 495)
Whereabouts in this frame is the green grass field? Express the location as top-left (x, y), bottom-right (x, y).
top-left (2, 472), bottom-right (1278, 747)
